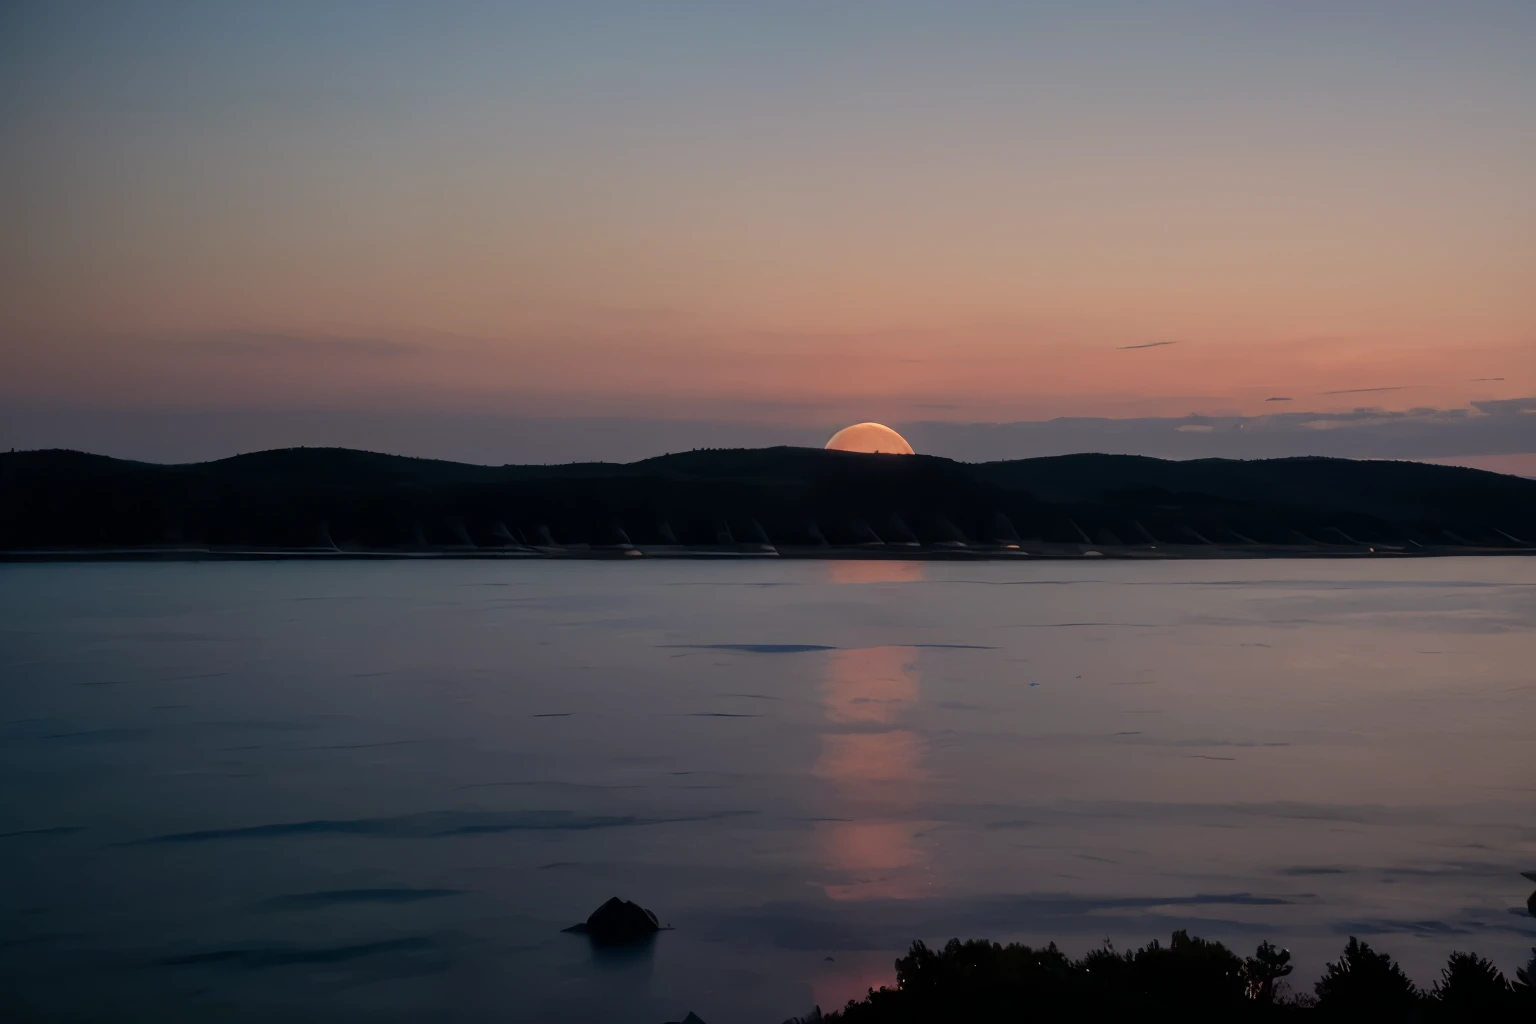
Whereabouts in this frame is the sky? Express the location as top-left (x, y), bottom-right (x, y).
top-left (2, 1), bottom-right (1533, 468)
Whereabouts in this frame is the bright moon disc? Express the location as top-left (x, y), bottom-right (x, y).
top-left (824, 422), bottom-right (915, 455)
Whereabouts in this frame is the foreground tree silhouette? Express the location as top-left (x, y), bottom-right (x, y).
top-left (786, 933), bottom-right (1531, 1022)
top-left (1312, 937), bottom-right (1419, 1019)
top-left (1516, 948), bottom-right (1536, 1008)
top-left (843, 938), bottom-right (1083, 1021)
top-left (1078, 929), bottom-right (1249, 1017)
top-left (821, 931), bottom-right (1265, 1022)
top-left (1245, 941), bottom-right (1294, 1004)
top-left (1429, 951), bottom-right (1518, 1020)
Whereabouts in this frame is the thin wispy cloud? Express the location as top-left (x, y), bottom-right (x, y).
top-left (1320, 386), bottom-right (1409, 395)
top-left (1117, 341), bottom-right (1179, 350)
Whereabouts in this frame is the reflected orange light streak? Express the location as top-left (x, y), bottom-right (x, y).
top-left (816, 730), bottom-right (927, 785)
top-left (821, 646), bottom-right (920, 726)
top-left (823, 560), bottom-right (927, 585)
top-left (815, 644), bottom-right (934, 901)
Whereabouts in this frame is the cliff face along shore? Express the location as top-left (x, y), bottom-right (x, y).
top-left (3, 446), bottom-right (1533, 559)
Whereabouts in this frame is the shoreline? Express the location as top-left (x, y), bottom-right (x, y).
top-left (3, 544), bottom-right (1531, 562)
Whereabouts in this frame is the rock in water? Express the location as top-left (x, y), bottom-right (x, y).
top-left (568, 897), bottom-right (661, 945)
top-left (663, 1015), bottom-right (707, 1024)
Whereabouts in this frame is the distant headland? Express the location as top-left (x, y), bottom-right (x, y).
top-left (2, 447), bottom-right (1533, 560)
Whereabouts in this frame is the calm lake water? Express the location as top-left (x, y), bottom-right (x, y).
top-left (2, 559), bottom-right (1534, 1021)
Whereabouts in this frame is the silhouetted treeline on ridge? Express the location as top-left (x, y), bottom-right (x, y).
top-left (3, 446), bottom-right (1534, 557)
top-left (782, 932), bottom-right (1536, 1022)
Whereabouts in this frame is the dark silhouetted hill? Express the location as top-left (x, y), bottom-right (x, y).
top-left (2, 446), bottom-right (1532, 555)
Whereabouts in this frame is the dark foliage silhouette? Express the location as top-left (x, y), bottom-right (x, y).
top-left (1313, 937), bottom-right (1418, 1019)
top-left (778, 934), bottom-right (1536, 1023)
top-left (1429, 951), bottom-right (1519, 1021)
top-left (1077, 930), bottom-right (1250, 1018)
top-left (1515, 948), bottom-right (1536, 1005)
top-left (1246, 940), bottom-right (1294, 1004)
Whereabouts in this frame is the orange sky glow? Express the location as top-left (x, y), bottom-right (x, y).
top-left (2, 3), bottom-right (1531, 462)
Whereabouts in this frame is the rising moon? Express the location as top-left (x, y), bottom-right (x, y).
top-left (824, 422), bottom-right (915, 455)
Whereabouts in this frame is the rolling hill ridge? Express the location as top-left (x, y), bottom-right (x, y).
top-left (2, 446), bottom-right (1532, 558)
